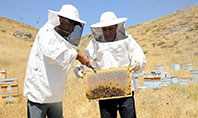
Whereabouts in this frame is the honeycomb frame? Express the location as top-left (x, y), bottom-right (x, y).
top-left (83, 66), bottom-right (132, 100)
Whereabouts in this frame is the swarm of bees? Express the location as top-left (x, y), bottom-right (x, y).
top-left (86, 85), bottom-right (126, 99)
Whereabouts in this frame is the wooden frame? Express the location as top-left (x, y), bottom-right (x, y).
top-left (83, 66), bottom-right (132, 100)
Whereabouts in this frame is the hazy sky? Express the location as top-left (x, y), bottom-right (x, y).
top-left (0, 0), bottom-right (197, 36)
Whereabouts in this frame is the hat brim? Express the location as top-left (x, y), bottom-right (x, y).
top-left (49, 10), bottom-right (86, 24)
top-left (91, 18), bottom-right (127, 28)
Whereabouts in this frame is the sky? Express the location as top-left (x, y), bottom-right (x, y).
top-left (0, 0), bottom-right (197, 36)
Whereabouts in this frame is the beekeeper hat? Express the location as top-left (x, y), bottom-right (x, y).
top-left (49, 4), bottom-right (86, 24)
top-left (91, 11), bottom-right (127, 28)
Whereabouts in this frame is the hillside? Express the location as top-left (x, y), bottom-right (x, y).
top-left (0, 17), bottom-right (38, 91)
top-left (0, 5), bottom-right (198, 118)
top-left (127, 5), bottom-right (198, 72)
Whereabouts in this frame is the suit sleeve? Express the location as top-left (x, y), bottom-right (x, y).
top-left (128, 35), bottom-right (146, 72)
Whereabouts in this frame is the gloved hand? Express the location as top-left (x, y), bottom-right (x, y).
top-left (73, 66), bottom-right (84, 78)
top-left (129, 61), bottom-right (141, 72)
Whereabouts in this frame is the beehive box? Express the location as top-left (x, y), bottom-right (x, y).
top-left (0, 78), bottom-right (19, 103)
top-left (0, 69), bottom-right (6, 79)
top-left (83, 66), bottom-right (132, 100)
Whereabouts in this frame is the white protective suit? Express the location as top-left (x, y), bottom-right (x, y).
top-left (23, 5), bottom-right (85, 103)
top-left (74, 15), bottom-right (146, 91)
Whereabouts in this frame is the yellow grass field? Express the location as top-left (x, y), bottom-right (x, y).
top-left (0, 6), bottom-right (198, 118)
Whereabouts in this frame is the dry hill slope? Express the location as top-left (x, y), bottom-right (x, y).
top-left (127, 5), bottom-right (198, 73)
top-left (0, 17), bottom-right (38, 91)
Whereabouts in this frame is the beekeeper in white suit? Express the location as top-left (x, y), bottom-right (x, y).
top-left (74, 11), bottom-right (146, 118)
top-left (23, 4), bottom-right (90, 118)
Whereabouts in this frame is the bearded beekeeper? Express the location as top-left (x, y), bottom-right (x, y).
top-left (23, 4), bottom-right (91, 118)
top-left (74, 11), bottom-right (146, 118)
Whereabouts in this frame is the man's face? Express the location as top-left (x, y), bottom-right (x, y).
top-left (102, 25), bottom-right (117, 42)
top-left (59, 16), bottom-right (75, 37)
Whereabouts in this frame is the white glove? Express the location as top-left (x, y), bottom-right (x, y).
top-left (73, 66), bottom-right (84, 78)
top-left (130, 61), bottom-right (141, 72)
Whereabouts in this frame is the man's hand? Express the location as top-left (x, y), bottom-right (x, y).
top-left (76, 52), bottom-right (91, 68)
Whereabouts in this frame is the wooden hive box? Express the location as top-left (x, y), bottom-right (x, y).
top-left (0, 78), bottom-right (19, 103)
top-left (0, 69), bottom-right (6, 79)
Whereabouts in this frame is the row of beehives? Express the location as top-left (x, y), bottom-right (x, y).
top-left (133, 71), bottom-right (198, 90)
top-left (153, 62), bottom-right (198, 72)
top-left (0, 69), bottom-right (19, 103)
top-left (152, 62), bottom-right (198, 78)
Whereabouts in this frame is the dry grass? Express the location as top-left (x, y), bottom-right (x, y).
top-left (0, 6), bottom-right (198, 118)
top-left (0, 79), bottom-right (198, 118)
top-left (135, 83), bottom-right (198, 118)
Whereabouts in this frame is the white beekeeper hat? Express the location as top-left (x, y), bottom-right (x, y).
top-left (49, 4), bottom-right (86, 24)
top-left (91, 11), bottom-right (127, 28)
